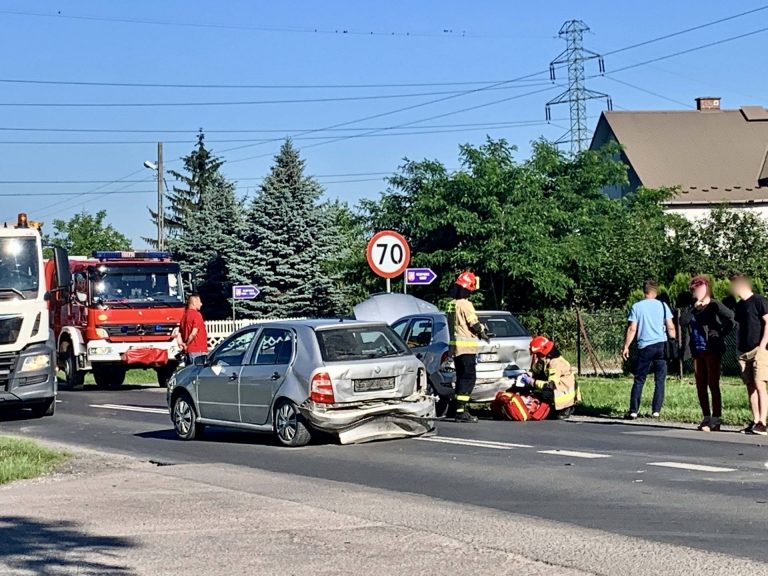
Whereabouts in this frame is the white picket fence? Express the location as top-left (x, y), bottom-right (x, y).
top-left (204, 318), bottom-right (306, 349)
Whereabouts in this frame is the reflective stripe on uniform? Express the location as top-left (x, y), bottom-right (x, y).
top-left (450, 340), bottom-right (479, 346)
top-left (455, 394), bottom-right (471, 402)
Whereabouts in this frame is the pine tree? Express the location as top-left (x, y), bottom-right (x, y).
top-left (167, 138), bottom-right (249, 320)
top-left (145, 131), bottom-right (223, 247)
top-left (241, 140), bottom-right (347, 318)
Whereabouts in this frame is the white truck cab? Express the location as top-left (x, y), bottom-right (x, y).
top-left (0, 214), bottom-right (69, 417)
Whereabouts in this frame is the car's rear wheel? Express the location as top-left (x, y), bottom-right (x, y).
top-left (172, 393), bottom-right (202, 440)
top-left (274, 400), bottom-right (312, 447)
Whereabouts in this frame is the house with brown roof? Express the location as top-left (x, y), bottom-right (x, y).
top-left (590, 97), bottom-right (768, 219)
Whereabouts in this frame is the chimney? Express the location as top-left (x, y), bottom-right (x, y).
top-left (696, 97), bottom-right (721, 111)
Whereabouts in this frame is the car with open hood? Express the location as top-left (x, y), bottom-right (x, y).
top-left (166, 318), bottom-right (435, 446)
top-left (355, 295), bottom-right (531, 411)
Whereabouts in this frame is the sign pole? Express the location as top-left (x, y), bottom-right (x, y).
top-left (403, 277), bottom-right (407, 294)
top-left (386, 278), bottom-right (391, 293)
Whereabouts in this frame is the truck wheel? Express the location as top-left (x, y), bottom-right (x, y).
top-left (60, 345), bottom-right (85, 390)
top-left (155, 364), bottom-right (176, 388)
top-left (93, 365), bottom-right (126, 388)
top-left (30, 397), bottom-right (55, 418)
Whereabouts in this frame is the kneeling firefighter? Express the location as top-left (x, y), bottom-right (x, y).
top-left (520, 336), bottom-right (580, 418)
top-left (447, 271), bottom-right (490, 423)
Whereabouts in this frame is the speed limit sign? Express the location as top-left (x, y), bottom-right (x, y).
top-left (366, 230), bottom-right (411, 279)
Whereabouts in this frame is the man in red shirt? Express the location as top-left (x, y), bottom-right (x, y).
top-left (178, 293), bottom-right (208, 364)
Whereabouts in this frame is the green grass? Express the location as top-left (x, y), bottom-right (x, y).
top-left (0, 437), bottom-right (67, 485)
top-left (577, 376), bottom-right (753, 426)
top-left (59, 368), bottom-right (159, 387)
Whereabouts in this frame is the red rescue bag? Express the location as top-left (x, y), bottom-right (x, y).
top-left (491, 391), bottom-right (551, 422)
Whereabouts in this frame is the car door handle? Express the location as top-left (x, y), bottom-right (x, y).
top-left (271, 371), bottom-right (281, 380)
top-left (228, 372), bottom-right (238, 381)
top-left (416, 353), bottom-right (424, 359)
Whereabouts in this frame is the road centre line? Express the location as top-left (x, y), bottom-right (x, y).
top-left (647, 462), bottom-right (736, 473)
top-left (538, 449), bottom-right (611, 459)
top-left (90, 403), bottom-right (167, 415)
top-left (418, 436), bottom-right (533, 450)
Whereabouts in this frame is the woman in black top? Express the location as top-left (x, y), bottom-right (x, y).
top-left (678, 276), bottom-right (735, 432)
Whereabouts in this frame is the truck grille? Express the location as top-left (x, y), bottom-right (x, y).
top-left (0, 315), bottom-right (23, 345)
top-left (100, 323), bottom-right (177, 338)
top-left (0, 352), bottom-right (17, 391)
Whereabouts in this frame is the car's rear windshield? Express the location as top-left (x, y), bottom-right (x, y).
top-left (478, 313), bottom-right (529, 338)
top-left (316, 325), bottom-right (411, 362)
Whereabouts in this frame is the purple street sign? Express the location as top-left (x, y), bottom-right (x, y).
top-left (404, 268), bottom-right (437, 286)
top-left (232, 284), bottom-right (260, 300)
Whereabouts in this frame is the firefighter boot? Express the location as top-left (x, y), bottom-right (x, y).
top-left (454, 395), bottom-right (478, 423)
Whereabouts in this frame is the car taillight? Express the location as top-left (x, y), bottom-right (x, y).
top-left (310, 372), bottom-right (335, 404)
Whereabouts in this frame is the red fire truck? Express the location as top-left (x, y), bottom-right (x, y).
top-left (46, 251), bottom-right (185, 389)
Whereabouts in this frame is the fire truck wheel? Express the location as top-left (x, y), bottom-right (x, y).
top-left (155, 364), bottom-right (175, 388)
top-left (92, 365), bottom-right (126, 388)
top-left (60, 344), bottom-right (85, 390)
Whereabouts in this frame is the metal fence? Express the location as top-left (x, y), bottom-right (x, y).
top-left (204, 318), bottom-right (306, 349)
top-left (519, 308), bottom-right (742, 377)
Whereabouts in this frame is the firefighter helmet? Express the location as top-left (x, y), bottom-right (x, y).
top-left (455, 271), bottom-right (479, 292)
top-left (529, 335), bottom-right (554, 356)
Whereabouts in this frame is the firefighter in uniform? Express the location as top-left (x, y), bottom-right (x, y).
top-left (520, 336), bottom-right (580, 418)
top-left (447, 272), bottom-right (490, 423)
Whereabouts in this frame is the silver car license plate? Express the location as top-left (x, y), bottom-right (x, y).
top-left (354, 377), bottom-right (396, 393)
top-left (478, 353), bottom-right (499, 363)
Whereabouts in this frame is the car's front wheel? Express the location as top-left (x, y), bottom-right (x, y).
top-left (172, 393), bottom-right (203, 440)
top-left (274, 400), bottom-right (312, 447)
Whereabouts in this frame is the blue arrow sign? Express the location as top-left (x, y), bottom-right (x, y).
top-left (232, 284), bottom-right (260, 300)
top-left (405, 268), bottom-right (437, 286)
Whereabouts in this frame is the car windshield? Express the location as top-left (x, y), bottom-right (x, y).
top-left (316, 325), bottom-right (411, 362)
top-left (90, 264), bottom-right (183, 307)
top-left (0, 237), bottom-right (40, 299)
top-left (478, 313), bottom-right (529, 338)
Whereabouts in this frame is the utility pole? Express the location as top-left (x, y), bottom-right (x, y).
top-left (156, 142), bottom-right (164, 250)
top-left (545, 20), bottom-right (612, 154)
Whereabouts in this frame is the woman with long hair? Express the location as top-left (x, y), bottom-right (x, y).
top-left (679, 276), bottom-right (735, 432)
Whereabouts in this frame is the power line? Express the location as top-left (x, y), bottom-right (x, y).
top-left (0, 9), bottom-right (502, 38)
top-left (600, 25), bottom-right (768, 76)
top-left (603, 4), bottom-right (768, 56)
top-left (228, 85), bottom-right (561, 164)
top-left (213, 72), bottom-right (554, 158)
top-left (0, 119), bottom-right (562, 134)
top-left (0, 77), bottom-right (546, 90)
top-left (602, 77), bottom-right (693, 108)
top-left (0, 84), bottom-right (553, 108)
top-left (0, 121), bottom-right (557, 145)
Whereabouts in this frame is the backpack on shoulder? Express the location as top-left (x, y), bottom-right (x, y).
top-left (491, 391), bottom-right (551, 422)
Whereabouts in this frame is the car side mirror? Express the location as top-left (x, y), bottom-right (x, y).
top-left (193, 354), bottom-right (208, 366)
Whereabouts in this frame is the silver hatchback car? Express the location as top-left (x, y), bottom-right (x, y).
top-left (166, 319), bottom-right (435, 447)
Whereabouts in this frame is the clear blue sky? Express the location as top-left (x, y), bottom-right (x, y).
top-left (1, 0), bottom-right (767, 246)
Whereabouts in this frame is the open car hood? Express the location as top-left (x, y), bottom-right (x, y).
top-left (353, 294), bottom-right (439, 325)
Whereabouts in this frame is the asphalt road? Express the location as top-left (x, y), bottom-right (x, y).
top-left (2, 385), bottom-right (768, 564)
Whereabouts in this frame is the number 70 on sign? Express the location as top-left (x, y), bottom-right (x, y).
top-left (366, 230), bottom-right (411, 279)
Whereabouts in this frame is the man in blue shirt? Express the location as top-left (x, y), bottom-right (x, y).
top-left (622, 280), bottom-right (676, 419)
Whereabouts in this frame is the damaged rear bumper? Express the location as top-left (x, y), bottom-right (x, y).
top-left (299, 395), bottom-right (437, 445)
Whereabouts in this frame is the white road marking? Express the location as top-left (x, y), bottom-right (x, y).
top-left (538, 449), bottom-right (611, 459)
top-left (90, 403), bottom-right (167, 415)
top-left (647, 462), bottom-right (736, 473)
top-left (418, 436), bottom-right (533, 450)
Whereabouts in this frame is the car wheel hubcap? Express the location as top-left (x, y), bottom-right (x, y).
top-left (174, 399), bottom-right (193, 436)
top-left (276, 404), bottom-right (297, 442)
